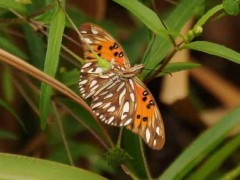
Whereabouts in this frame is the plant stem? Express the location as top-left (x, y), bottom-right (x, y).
top-left (116, 127), bottom-right (124, 148)
top-left (52, 102), bottom-right (74, 166)
top-left (139, 137), bottom-right (152, 180)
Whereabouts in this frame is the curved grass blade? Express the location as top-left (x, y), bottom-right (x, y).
top-left (39, 5), bottom-right (65, 129)
top-left (0, 153), bottom-right (106, 180)
top-left (189, 134), bottom-right (240, 179)
top-left (0, 98), bottom-right (25, 131)
top-left (160, 107), bottom-right (240, 180)
top-left (183, 41), bottom-right (240, 64)
top-left (142, 0), bottom-right (207, 79)
top-left (0, 0), bottom-right (27, 14)
top-left (113, 0), bottom-right (166, 36)
top-left (157, 62), bottom-right (201, 77)
top-left (0, 130), bottom-right (17, 140)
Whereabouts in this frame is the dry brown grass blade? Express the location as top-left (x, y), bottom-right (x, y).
top-left (0, 48), bottom-right (89, 111)
top-left (0, 48), bottom-right (114, 148)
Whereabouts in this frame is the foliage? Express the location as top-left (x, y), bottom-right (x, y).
top-left (0, 0), bottom-right (240, 179)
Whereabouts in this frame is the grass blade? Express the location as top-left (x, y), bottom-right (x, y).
top-left (157, 62), bottom-right (201, 77)
top-left (0, 0), bottom-right (27, 14)
top-left (160, 107), bottom-right (240, 180)
top-left (0, 153), bottom-right (106, 180)
top-left (39, 5), bottom-right (65, 129)
top-left (113, 0), bottom-right (166, 36)
top-left (183, 41), bottom-right (240, 64)
top-left (142, 0), bottom-right (207, 79)
top-left (189, 134), bottom-right (240, 179)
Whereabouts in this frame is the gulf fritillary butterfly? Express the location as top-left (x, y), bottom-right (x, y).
top-left (79, 23), bottom-right (165, 150)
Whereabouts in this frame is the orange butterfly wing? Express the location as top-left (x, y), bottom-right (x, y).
top-left (127, 78), bottom-right (165, 150)
top-left (79, 23), bottom-right (165, 150)
top-left (80, 23), bottom-right (130, 68)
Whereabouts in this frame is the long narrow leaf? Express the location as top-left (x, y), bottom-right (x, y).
top-left (0, 153), bottom-right (106, 180)
top-left (160, 107), bottom-right (240, 180)
top-left (189, 134), bottom-right (240, 179)
top-left (143, 0), bottom-right (207, 79)
top-left (113, 0), bottom-right (166, 36)
top-left (39, 6), bottom-right (65, 129)
top-left (157, 62), bottom-right (201, 77)
top-left (183, 41), bottom-right (240, 64)
top-left (0, 0), bottom-right (27, 14)
top-left (0, 98), bottom-right (25, 131)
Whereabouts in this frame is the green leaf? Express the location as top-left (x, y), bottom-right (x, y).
top-left (0, 153), bottom-right (106, 180)
top-left (220, 164), bottom-right (240, 180)
top-left (183, 41), bottom-right (240, 64)
top-left (0, 130), bottom-right (17, 140)
top-left (113, 0), bottom-right (167, 36)
top-left (160, 107), bottom-right (240, 180)
top-left (142, 0), bottom-right (207, 79)
top-left (157, 62), bottom-right (201, 77)
top-left (189, 134), bottom-right (240, 179)
top-left (123, 130), bottom-right (148, 179)
top-left (194, 4), bottom-right (223, 28)
top-left (2, 66), bottom-right (14, 102)
top-left (0, 0), bottom-right (27, 14)
top-left (39, 6), bottom-right (65, 129)
top-left (22, 25), bottom-right (46, 70)
top-left (0, 98), bottom-right (25, 131)
top-left (0, 35), bottom-right (28, 60)
top-left (223, 0), bottom-right (240, 16)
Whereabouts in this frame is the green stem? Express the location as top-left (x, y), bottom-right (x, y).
top-left (52, 102), bottom-right (74, 166)
top-left (139, 137), bottom-right (152, 180)
top-left (116, 127), bottom-right (124, 148)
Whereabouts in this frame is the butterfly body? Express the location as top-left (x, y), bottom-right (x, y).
top-left (79, 23), bottom-right (165, 150)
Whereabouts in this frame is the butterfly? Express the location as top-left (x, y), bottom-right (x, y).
top-left (79, 23), bottom-right (165, 150)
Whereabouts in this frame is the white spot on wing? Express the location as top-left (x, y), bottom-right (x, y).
top-left (91, 29), bottom-right (98, 34)
top-left (104, 93), bottom-right (113, 99)
top-left (92, 102), bottom-right (103, 109)
top-left (130, 93), bottom-right (135, 102)
top-left (90, 80), bottom-right (97, 88)
top-left (156, 127), bottom-right (160, 135)
top-left (100, 91), bottom-right (108, 96)
top-left (95, 67), bottom-right (103, 74)
top-left (91, 84), bottom-right (99, 91)
top-left (153, 139), bottom-right (157, 147)
top-left (103, 102), bottom-right (111, 109)
top-left (121, 101), bottom-right (129, 120)
top-left (85, 38), bottom-right (92, 44)
top-left (119, 88), bottom-right (126, 105)
top-left (79, 79), bottom-right (88, 85)
top-left (107, 106), bottom-right (115, 112)
top-left (129, 79), bottom-right (135, 89)
top-left (146, 128), bottom-right (151, 143)
top-left (83, 62), bottom-right (92, 68)
top-left (81, 30), bottom-right (87, 34)
top-left (117, 82), bottom-right (125, 92)
top-left (108, 116), bottom-right (114, 124)
top-left (124, 118), bottom-right (132, 126)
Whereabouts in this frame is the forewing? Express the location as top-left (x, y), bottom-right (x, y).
top-left (127, 78), bottom-right (165, 150)
top-left (79, 61), bottom-right (115, 98)
top-left (80, 23), bottom-right (130, 68)
top-left (91, 78), bottom-right (136, 126)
